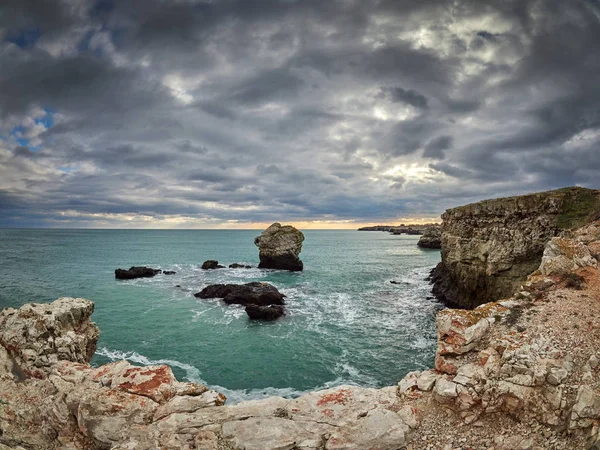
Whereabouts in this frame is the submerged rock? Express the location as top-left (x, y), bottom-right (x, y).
top-left (163, 270), bottom-right (177, 275)
top-left (254, 222), bottom-right (304, 271)
top-left (229, 263), bottom-right (252, 269)
top-left (115, 266), bottom-right (161, 279)
top-left (417, 227), bottom-right (442, 249)
top-left (194, 282), bottom-right (285, 306)
top-left (201, 260), bottom-right (224, 270)
top-left (245, 304), bottom-right (285, 320)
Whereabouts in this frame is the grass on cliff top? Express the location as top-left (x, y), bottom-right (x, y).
top-left (556, 188), bottom-right (600, 229)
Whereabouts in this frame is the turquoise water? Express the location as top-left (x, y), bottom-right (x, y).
top-left (0, 229), bottom-right (441, 403)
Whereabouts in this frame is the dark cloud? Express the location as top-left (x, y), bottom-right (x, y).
top-left (382, 87), bottom-right (429, 109)
top-left (0, 0), bottom-right (599, 227)
top-left (423, 136), bottom-right (452, 160)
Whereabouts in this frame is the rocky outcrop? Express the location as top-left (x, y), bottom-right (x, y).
top-left (431, 187), bottom-right (600, 309)
top-left (228, 263), bottom-right (252, 269)
top-left (194, 282), bottom-right (285, 306)
top-left (163, 270), bottom-right (176, 275)
top-left (417, 227), bottom-right (442, 249)
top-left (201, 260), bottom-right (224, 270)
top-left (245, 304), bottom-right (285, 320)
top-left (115, 267), bottom-right (161, 279)
top-left (254, 223), bottom-right (304, 271)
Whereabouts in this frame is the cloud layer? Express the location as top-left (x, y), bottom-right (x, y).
top-left (1, 0), bottom-right (599, 228)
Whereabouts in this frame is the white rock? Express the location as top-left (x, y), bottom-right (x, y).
top-left (417, 370), bottom-right (438, 391)
top-left (435, 378), bottom-right (458, 399)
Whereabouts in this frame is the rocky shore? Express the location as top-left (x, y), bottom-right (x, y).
top-left (2, 190), bottom-right (600, 449)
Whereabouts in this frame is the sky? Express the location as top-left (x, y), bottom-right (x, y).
top-left (0, 0), bottom-right (599, 229)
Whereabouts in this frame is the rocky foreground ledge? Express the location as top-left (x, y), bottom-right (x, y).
top-left (2, 222), bottom-right (600, 449)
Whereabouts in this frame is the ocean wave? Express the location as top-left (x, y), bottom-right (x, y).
top-left (213, 377), bottom-right (363, 404)
top-left (95, 346), bottom-right (204, 383)
top-left (94, 346), bottom-right (368, 405)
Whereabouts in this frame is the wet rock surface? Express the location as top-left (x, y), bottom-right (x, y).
top-left (254, 222), bottom-right (304, 271)
top-left (201, 260), bottom-right (225, 270)
top-left (245, 304), bottom-right (285, 320)
top-left (115, 266), bottom-right (161, 279)
top-left (194, 282), bottom-right (285, 306)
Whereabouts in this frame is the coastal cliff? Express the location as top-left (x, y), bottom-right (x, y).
top-left (431, 187), bottom-right (600, 309)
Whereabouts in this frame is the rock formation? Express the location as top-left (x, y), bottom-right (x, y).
top-left (228, 263), bottom-right (252, 269)
top-left (3, 219), bottom-right (600, 448)
top-left (201, 260), bottom-right (224, 270)
top-left (194, 282), bottom-right (285, 306)
top-left (163, 270), bottom-right (176, 275)
top-left (417, 227), bottom-right (442, 249)
top-left (431, 187), bottom-right (600, 309)
top-left (254, 223), bottom-right (304, 271)
top-left (195, 282), bottom-right (286, 320)
top-left (245, 304), bottom-right (285, 320)
top-left (115, 266), bottom-right (161, 279)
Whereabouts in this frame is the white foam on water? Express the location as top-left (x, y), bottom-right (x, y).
top-left (212, 376), bottom-right (366, 405)
top-left (95, 346), bottom-right (204, 383)
top-left (95, 347), bottom-right (366, 405)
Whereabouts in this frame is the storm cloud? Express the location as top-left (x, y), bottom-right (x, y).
top-left (0, 0), bottom-right (599, 227)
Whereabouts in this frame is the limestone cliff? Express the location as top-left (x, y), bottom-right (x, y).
top-left (431, 186), bottom-right (600, 309)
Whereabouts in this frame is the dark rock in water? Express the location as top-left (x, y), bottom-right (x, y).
top-left (115, 267), bottom-right (161, 279)
top-left (163, 270), bottom-right (177, 275)
top-left (194, 282), bottom-right (285, 306)
top-left (245, 304), bottom-right (285, 321)
top-left (229, 263), bottom-right (252, 269)
top-left (175, 285), bottom-right (181, 288)
top-left (201, 260), bottom-right (224, 270)
top-left (254, 223), bottom-right (304, 271)
top-left (390, 280), bottom-right (401, 285)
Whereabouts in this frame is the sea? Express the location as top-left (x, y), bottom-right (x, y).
top-left (0, 229), bottom-right (442, 403)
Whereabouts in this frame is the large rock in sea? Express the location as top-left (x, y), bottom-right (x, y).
top-left (115, 266), bottom-right (161, 279)
top-left (417, 227), bottom-right (441, 249)
top-left (431, 187), bottom-right (600, 309)
top-left (194, 282), bottom-right (285, 306)
top-left (254, 223), bottom-right (305, 271)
